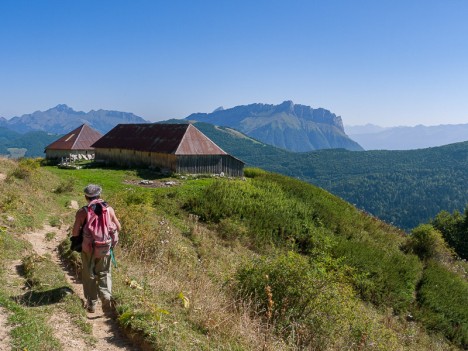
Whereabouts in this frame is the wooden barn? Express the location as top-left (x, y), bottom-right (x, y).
top-left (44, 124), bottom-right (103, 161)
top-left (92, 123), bottom-right (244, 176)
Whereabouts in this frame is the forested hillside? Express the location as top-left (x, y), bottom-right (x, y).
top-left (195, 123), bottom-right (468, 230)
top-left (0, 128), bottom-right (59, 158)
top-left (0, 158), bottom-right (466, 350)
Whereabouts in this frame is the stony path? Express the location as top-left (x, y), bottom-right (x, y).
top-left (22, 224), bottom-right (140, 351)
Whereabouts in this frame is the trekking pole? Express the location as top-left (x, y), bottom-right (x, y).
top-left (110, 248), bottom-right (117, 268)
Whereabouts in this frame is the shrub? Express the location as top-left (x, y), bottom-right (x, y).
top-left (333, 238), bottom-right (422, 312)
top-left (243, 167), bottom-right (268, 178)
top-left (117, 203), bottom-right (159, 257)
top-left (406, 224), bottom-right (452, 261)
top-left (217, 218), bottom-right (248, 242)
top-left (236, 252), bottom-right (360, 349)
top-left (7, 158), bottom-right (40, 180)
top-left (432, 208), bottom-right (468, 260)
top-left (185, 179), bottom-right (332, 251)
top-left (0, 191), bottom-right (20, 211)
top-left (53, 178), bottom-right (75, 194)
top-left (416, 261), bottom-right (468, 348)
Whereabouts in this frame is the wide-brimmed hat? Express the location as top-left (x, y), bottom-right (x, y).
top-left (83, 184), bottom-right (102, 197)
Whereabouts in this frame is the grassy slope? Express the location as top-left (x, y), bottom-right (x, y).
top-left (0, 158), bottom-right (93, 350)
top-left (195, 122), bottom-right (468, 231)
top-left (1, 159), bottom-right (466, 350)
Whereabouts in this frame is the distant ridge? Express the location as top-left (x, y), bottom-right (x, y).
top-left (2, 104), bottom-right (150, 134)
top-left (347, 123), bottom-right (468, 150)
top-left (186, 101), bottom-right (363, 152)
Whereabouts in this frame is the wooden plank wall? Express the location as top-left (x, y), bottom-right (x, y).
top-left (95, 149), bottom-right (244, 176)
top-left (177, 155), bottom-right (244, 176)
top-left (95, 148), bottom-right (177, 170)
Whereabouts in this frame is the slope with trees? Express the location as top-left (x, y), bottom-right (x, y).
top-left (195, 123), bottom-right (468, 230)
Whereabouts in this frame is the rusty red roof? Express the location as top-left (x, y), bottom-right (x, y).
top-left (45, 124), bottom-right (103, 150)
top-left (92, 123), bottom-right (228, 155)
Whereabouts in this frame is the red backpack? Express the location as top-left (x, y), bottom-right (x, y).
top-left (83, 199), bottom-right (115, 258)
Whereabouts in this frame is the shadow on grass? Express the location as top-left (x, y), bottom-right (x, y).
top-left (83, 162), bottom-right (171, 180)
top-left (14, 287), bottom-right (74, 306)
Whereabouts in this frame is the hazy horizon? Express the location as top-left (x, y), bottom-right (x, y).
top-left (2, 102), bottom-right (467, 129)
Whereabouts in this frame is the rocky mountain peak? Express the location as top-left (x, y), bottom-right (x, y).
top-left (50, 104), bottom-right (76, 113)
top-left (185, 101), bottom-right (362, 152)
top-left (276, 100), bottom-right (295, 113)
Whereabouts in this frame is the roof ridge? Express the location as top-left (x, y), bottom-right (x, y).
top-left (70, 124), bottom-right (85, 149)
top-left (174, 124), bottom-right (191, 154)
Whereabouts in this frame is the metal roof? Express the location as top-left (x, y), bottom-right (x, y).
top-left (92, 123), bottom-right (228, 155)
top-left (45, 124), bottom-right (103, 150)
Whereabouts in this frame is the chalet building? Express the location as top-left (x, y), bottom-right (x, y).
top-left (44, 124), bottom-right (103, 161)
top-left (92, 123), bottom-right (244, 176)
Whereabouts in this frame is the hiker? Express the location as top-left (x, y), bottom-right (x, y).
top-left (71, 184), bottom-right (121, 314)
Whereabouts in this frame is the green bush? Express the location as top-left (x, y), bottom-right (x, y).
top-left (416, 261), bottom-right (468, 348)
top-left (243, 167), bottom-right (268, 178)
top-left (185, 178), bottom-right (332, 251)
top-left (333, 238), bottom-right (422, 312)
top-left (406, 224), bottom-right (452, 261)
top-left (53, 178), bottom-right (75, 194)
top-left (432, 208), bottom-right (468, 260)
top-left (236, 252), bottom-right (359, 348)
top-left (7, 158), bottom-right (40, 180)
top-left (217, 218), bottom-right (248, 242)
top-left (0, 191), bottom-right (20, 211)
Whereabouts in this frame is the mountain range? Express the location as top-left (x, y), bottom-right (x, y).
top-left (3, 103), bottom-right (466, 152)
top-left (185, 101), bottom-right (364, 152)
top-left (1, 102), bottom-right (363, 152)
top-left (347, 123), bottom-right (468, 150)
top-left (0, 104), bottom-right (148, 134)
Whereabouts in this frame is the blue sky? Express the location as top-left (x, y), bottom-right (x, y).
top-left (1, 0), bottom-right (467, 127)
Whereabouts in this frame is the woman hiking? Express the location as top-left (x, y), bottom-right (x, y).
top-left (71, 184), bottom-right (121, 314)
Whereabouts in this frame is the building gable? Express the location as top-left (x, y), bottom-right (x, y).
top-left (45, 124), bottom-right (103, 150)
top-left (175, 124), bottom-right (227, 155)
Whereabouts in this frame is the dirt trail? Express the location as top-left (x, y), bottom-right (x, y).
top-left (0, 307), bottom-right (11, 351)
top-left (0, 173), bottom-right (6, 182)
top-left (23, 224), bottom-right (140, 351)
top-left (1, 260), bottom-right (22, 351)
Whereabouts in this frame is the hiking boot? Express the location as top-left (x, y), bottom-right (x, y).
top-left (87, 301), bottom-right (96, 313)
top-left (101, 298), bottom-right (116, 317)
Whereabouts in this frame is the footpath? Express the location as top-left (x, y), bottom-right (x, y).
top-left (4, 222), bottom-right (140, 351)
